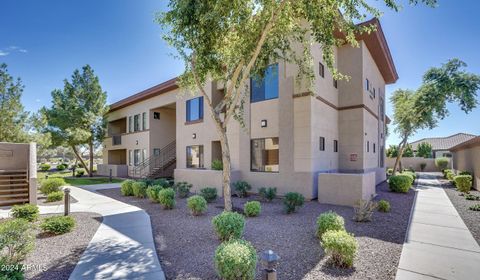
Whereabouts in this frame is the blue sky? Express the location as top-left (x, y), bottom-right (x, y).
top-left (1, 0), bottom-right (479, 146)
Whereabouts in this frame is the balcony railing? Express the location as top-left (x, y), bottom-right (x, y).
top-left (112, 135), bottom-right (122, 146)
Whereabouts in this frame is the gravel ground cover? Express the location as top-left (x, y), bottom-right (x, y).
top-left (24, 212), bottom-right (102, 280)
top-left (441, 179), bottom-right (480, 245)
top-left (99, 181), bottom-right (414, 280)
top-left (36, 191), bottom-right (78, 206)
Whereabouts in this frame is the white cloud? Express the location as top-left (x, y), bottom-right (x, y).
top-left (0, 46), bottom-right (28, 56)
top-left (0, 51), bottom-right (8, 56)
top-left (19, 49), bottom-right (28, 53)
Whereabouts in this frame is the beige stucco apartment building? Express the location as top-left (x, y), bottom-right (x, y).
top-left (99, 18), bottom-right (397, 205)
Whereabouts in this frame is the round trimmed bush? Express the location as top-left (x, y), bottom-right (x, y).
top-left (132, 181), bottom-right (148, 198)
top-left (46, 191), bottom-right (64, 202)
top-left (158, 188), bottom-right (176, 209)
top-left (39, 163), bottom-right (51, 171)
top-left (388, 175), bottom-right (411, 193)
top-left (200, 187), bottom-right (218, 203)
top-left (316, 211), bottom-right (345, 239)
top-left (212, 211), bottom-right (245, 241)
top-left (40, 178), bottom-right (65, 195)
top-left (56, 163), bottom-right (66, 171)
top-left (377, 199), bottom-right (391, 212)
top-left (0, 218), bottom-right (34, 264)
top-left (146, 185), bottom-right (163, 202)
top-left (187, 195), bottom-right (207, 216)
top-left (120, 180), bottom-right (135, 196)
top-left (435, 157), bottom-right (449, 171)
top-left (454, 175), bottom-right (473, 194)
top-left (75, 168), bottom-right (85, 177)
top-left (244, 201), bottom-right (261, 217)
top-left (40, 216), bottom-right (76, 235)
top-left (11, 204), bottom-right (39, 222)
top-left (283, 192), bottom-right (305, 214)
top-left (214, 239), bottom-right (257, 280)
top-left (321, 230), bottom-right (358, 268)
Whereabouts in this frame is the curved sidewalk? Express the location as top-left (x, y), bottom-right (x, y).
top-left (0, 184), bottom-right (165, 280)
top-left (396, 173), bottom-right (480, 280)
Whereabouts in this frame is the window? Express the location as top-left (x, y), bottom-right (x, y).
top-left (251, 138), bottom-right (279, 172)
top-left (333, 79), bottom-right (338, 89)
top-left (153, 148), bottom-right (160, 156)
top-left (251, 64), bottom-right (279, 102)
top-left (372, 88), bottom-right (376, 98)
top-left (153, 112), bottom-right (160, 120)
top-left (319, 62), bottom-right (325, 78)
top-left (129, 150), bottom-right (133, 166)
top-left (128, 116), bottom-right (133, 133)
top-left (319, 137), bottom-right (325, 151)
top-left (373, 143), bottom-right (376, 153)
top-left (134, 149), bottom-right (141, 166)
top-left (367, 141), bottom-right (370, 152)
top-left (366, 79), bottom-right (370, 91)
top-left (380, 97), bottom-right (385, 120)
top-left (186, 97), bottom-right (204, 122)
top-left (334, 140), bottom-right (338, 153)
top-left (380, 146), bottom-right (384, 167)
top-left (133, 114), bottom-right (140, 132)
top-left (142, 112), bottom-right (147, 130)
top-left (187, 145), bottom-right (204, 168)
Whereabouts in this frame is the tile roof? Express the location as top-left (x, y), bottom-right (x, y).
top-left (410, 133), bottom-right (477, 151)
top-left (450, 136), bottom-right (480, 151)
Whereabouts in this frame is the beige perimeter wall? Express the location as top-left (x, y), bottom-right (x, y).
top-left (386, 157), bottom-right (443, 172)
top-left (452, 146), bottom-right (480, 190)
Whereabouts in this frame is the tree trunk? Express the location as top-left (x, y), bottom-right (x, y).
top-left (219, 128), bottom-right (233, 212)
top-left (89, 140), bottom-right (94, 177)
top-left (71, 145), bottom-right (90, 175)
top-left (392, 137), bottom-right (408, 176)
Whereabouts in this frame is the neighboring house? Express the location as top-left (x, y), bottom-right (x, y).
top-left (410, 133), bottom-right (477, 158)
top-left (450, 136), bottom-right (480, 190)
top-left (98, 18), bottom-right (395, 204)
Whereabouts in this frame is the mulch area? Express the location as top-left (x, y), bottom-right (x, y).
top-left (99, 182), bottom-right (414, 280)
top-left (441, 179), bottom-right (480, 245)
top-left (24, 212), bottom-right (102, 280)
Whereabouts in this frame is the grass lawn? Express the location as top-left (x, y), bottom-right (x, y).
top-left (38, 171), bottom-right (124, 186)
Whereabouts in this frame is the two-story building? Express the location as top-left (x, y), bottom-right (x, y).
top-left (98, 18), bottom-right (396, 206)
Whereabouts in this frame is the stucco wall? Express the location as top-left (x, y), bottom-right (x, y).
top-left (0, 142), bottom-right (29, 170)
top-left (452, 146), bottom-right (480, 190)
top-left (386, 157), bottom-right (439, 172)
top-left (318, 171), bottom-right (376, 206)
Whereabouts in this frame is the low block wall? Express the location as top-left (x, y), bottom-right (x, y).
top-left (174, 168), bottom-right (241, 196)
top-left (97, 164), bottom-right (128, 178)
top-left (386, 157), bottom-right (444, 172)
top-left (318, 172), bottom-right (376, 206)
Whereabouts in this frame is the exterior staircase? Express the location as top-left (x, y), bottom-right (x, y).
top-left (0, 169), bottom-right (30, 206)
top-left (132, 141), bottom-right (176, 179)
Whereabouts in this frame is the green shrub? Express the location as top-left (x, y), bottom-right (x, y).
top-left (187, 195), bottom-right (207, 216)
top-left (39, 163), bottom-right (51, 171)
top-left (353, 199), bottom-right (377, 222)
top-left (400, 172), bottom-right (415, 183)
top-left (0, 260), bottom-right (24, 280)
top-left (420, 163), bottom-right (427, 171)
top-left (283, 192), bottom-right (305, 214)
top-left (200, 187), bottom-right (218, 203)
top-left (435, 157), bottom-right (449, 171)
top-left (40, 178), bottom-right (65, 195)
top-left (386, 168), bottom-right (394, 176)
top-left (56, 163), bottom-right (66, 171)
top-left (0, 219), bottom-right (35, 264)
top-left (132, 181), bottom-right (148, 198)
top-left (11, 204), bottom-right (39, 222)
top-left (378, 199), bottom-right (391, 212)
top-left (75, 168), bottom-right (85, 177)
top-left (244, 201), bottom-right (261, 217)
top-left (212, 211), bottom-right (245, 241)
top-left (446, 170), bottom-right (456, 181)
top-left (46, 191), bottom-right (64, 202)
top-left (321, 230), bottom-right (358, 268)
top-left (469, 204), bottom-right (480, 211)
top-left (258, 187), bottom-right (277, 202)
top-left (140, 178), bottom-right (154, 187)
top-left (233, 181), bottom-right (251, 198)
top-left (211, 159), bottom-right (223, 171)
top-left (465, 194), bottom-right (480, 201)
top-left (120, 179), bottom-right (135, 196)
top-left (443, 169), bottom-right (454, 179)
top-left (454, 175), bottom-right (473, 194)
top-left (146, 185), bottom-right (163, 202)
top-left (40, 216), bottom-right (75, 235)
top-left (214, 239), bottom-right (257, 280)
top-left (152, 178), bottom-right (171, 188)
top-left (174, 181), bottom-right (192, 198)
top-left (388, 175), bottom-right (411, 193)
top-left (316, 211), bottom-right (345, 239)
top-left (460, 171), bottom-right (472, 176)
top-left (158, 188), bottom-right (176, 209)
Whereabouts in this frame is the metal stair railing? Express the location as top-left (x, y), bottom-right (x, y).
top-left (132, 140), bottom-right (176, 178)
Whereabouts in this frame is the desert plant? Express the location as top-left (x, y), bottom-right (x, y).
top-left (377, 199), bottom-right (391, 212)
top-left (435, 157), bottom-right (449, 171)
top-left (11, 204), bottom-right (39, 222)
top-left (353, 199), bottom-right (377, 222)
top-left (233, 181), bottom-right (251, 198)
top-left (174, 181), bottom-right (192, 198)
top-left (316, 211), bottom-right (345, 239)
top-left (258, 187), bottom-right (277, 202)
top-left (132, 181), bottom-right (148, 198)
top-left (420, 162), bottom-right (427, 171)
top-left (187, 195), bottom-right (208, 216)
top-left (386, 168), bottom-right (394, 176)
top-left (0, 219), bottom-right (35, 264)
top-left (214, 239), bottom-right (257, 280)
top-left (283, 192), bottom-right (305, 214)
top-left (200, 187), bottom-right (218, 203)
top-left (39, 163), bottom-right (51, 171)
top-left (465, 194), bottom-right (480, 201)
top-left (469, 204), bottom-right (480, 211)
top-left (321, 230), bottom-right (358, 268)
top-left (158, 188), bottom-right (176, 209)
top-left (212, 211), bottom-right (245, 241)
top-left (388, 175), bottom-right (411, 193)
top-left (152, 178), bottom-right (171, 188)
top-left (40, 216), bottom-right (76, 235)
top-left (40, 178), bottom-right (65, 195)
top-left (46, 191), bottom-right (64, 202)
top-left (454, 175), bottom-right (473, 194)
top-left (146, 185), bottom-right (163, 202)
top-left (211, 159), bottom-right (223, 171)
top-left (244, 201), bottom-right (261, 217)
top-left (120, 179), bottom-right (135, 196)
top-left (75, 168), bottom-right (85, 177)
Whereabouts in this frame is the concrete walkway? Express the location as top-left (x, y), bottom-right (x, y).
top-left (0, 184), bottom-right (165, 280)
top-left (396, 172), bottom-right (480, 280)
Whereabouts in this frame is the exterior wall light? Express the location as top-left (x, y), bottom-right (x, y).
top-left (261, 250), bottom-right (280, 280)
top-left (261, 120), bottom-right (267, 128)
top-left (192, 133), bottom-right (196, 139)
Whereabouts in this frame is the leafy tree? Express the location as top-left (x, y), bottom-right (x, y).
top-left (416, 142), bottom-right (432, 158)
top-left (159, 0), bottom-right (436, 211)
top-left (391, 59), bottom-right (480, 175)
top-left (402, 144), bottom-right (414, 157)
top-left (43, 65), bottom-right (108, 177)
top-left (0, 63), bottom-right (29, 142)
top-left (386, 145), bottom-right (399, 158)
